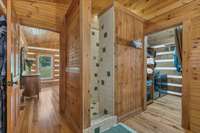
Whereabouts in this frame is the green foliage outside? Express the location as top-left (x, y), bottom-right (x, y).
top-left (39, 56), bottom-right (52, 78)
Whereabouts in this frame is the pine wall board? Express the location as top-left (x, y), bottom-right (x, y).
top-left (190, 15), bottom-right (200, 133)
top-left (60, 0), bottom-right (91, 132)
top-left (61, 1), bottom-right (82, 132)
top-left (144, 0), bottom-right (200, 132)
top-left (114, 4), bottom-right (145, 120)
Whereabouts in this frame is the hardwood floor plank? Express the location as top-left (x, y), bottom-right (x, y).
top-left (16, 86), bottom-right (75, 133)
top-left (123, 95), bottom-right (186, 133)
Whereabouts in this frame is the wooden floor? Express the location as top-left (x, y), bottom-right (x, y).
top-left (16, 86), bottom-right (75, 133)
top-left (17, 88), bottom-right (186, 133)
top-left (123, 95), bottom-right (185, 133)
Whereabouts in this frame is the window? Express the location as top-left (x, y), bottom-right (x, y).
top-left (38, 55), bottom-right (53, 79)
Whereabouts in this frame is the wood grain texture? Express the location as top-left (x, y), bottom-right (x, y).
top-left (92, 0), bottom-right (113, 15)
top-left (115, 0), bottom-right (194, 20)
top-left (62, 1), bottom-right (82, 131)
top-left (13, 0), bottom-right (72, 32)
top-left (7, 1), bottom-right (22, 132)
top-left (80, 0), bottom-right (91, 129)
top-left (16, 86), bottom-right (75, 133)
top-left (123, 95), bottom-right (185, 133)
top-left (13, 0), bottom-right (113, 32)
top-left (21, 26), bottom-right (60, 49)
top-left (144, 0), bottom-right (200, 34)
top-left (189, 15), bottom-right (200, 133)
top-left (6, 1), bottom-right (13, 132)
top-left (145, 0), bottom-right (200, 132)
top-left (60, 0), bottom-right (91, 131)
top-left (114, 4), bottom-right (145, 120)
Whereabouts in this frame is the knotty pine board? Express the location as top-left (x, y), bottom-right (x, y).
top-left (114, 5), bottom-right (145, 120)
top-left (60, 0), bottom-right (91, 132)
top-left (61, 1), bottom-right (82, 132)
top-left (189, 15), bottom-right (200, 133)
top-left (144, 0), bottom-right (200, 132)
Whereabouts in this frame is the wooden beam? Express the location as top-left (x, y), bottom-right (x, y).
top-left (0, 0), bottom-right (6, 14)
top-left (116, 0), bottom-right (194, 20)
top-left (7, 0), bottom-right (12, 133)
top-left (81, 0), bottom-right (91, 129)
top-left (182, 20), bottom-right (191, 129)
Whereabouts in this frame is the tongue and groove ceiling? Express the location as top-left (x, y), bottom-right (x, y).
top-left (13, 0), bottom-right (72, 32)
top-left (13, 0), bottom-right (194, 33)
top-left (21, 25), bottom-right (60, 49)
top-left (115, 0), bottom-right (194, 20)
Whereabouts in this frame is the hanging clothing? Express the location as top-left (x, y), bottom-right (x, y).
top-left (0, 15), bottom-right (7, 133)
top-left (174, 26), bottom-right (183, 72)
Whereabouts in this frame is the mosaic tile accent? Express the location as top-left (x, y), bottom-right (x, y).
top-left (90, 28), bottom-right (100, 120)
top-left (90, 7), bottom-right (115, 120)
top-left (98, 7), bottom-right (115, 116)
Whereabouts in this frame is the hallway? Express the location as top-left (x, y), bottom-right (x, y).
top-left (16, 86), bottom-right (74, 133)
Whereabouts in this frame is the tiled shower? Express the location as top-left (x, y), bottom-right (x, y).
top-left (90, 7), bottom-right (116, 132)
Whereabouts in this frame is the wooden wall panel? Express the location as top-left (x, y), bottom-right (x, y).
top-left (63, 1), bottom-right (82, 131)
top-left (60, 0), bottom-right (91, 132)
top-left (189, 15), bottom-right (200, 133)
top-left (144, 1), bottom-right (200, 132)
top-left (114, 4), bottom-right (144, 120)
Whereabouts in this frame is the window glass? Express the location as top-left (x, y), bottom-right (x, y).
top-left (38, 56), bottom-right (52, 79)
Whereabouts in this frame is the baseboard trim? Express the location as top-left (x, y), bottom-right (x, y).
top-left (118, 108), bottom-right (142, 122)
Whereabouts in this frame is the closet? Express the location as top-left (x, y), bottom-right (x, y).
top-left (145, 26), bottom-right (183, 103)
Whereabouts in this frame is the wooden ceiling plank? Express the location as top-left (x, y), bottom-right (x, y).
top-left (20, 18), bottom-right (60, 32)
top-left (142, 0), bottom-right (180, 15)
top-left (14, 1), bottom-right (67, 13)
top-left (13, 0), bottom-right (71, 32)
top-left (115, 0), bottom-right (195, 20)
top-left (16, 11), bottom-right (62, 24)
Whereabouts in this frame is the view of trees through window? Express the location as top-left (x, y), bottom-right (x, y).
top-left (39, 56), bottom-right (52, 79)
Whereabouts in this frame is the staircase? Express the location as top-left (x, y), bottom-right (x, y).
top-left (151, 42), bottom-right (182, 96)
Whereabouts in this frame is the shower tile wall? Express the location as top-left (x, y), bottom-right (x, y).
top-left (90, 28), bottom-right (100, 120)
top-left (90, 7), bottom-right (115, 120)
top-left (99, 7), bottom-right (115, 116)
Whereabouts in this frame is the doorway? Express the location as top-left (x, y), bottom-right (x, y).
top-left (123, 26), bottom-right (184, 133)
top-left (15, 26), bottom-right (73, 133)
top-left (142, 26), bottom-right (183, 132)
top-left (145, 26), bottom-right (183, 102)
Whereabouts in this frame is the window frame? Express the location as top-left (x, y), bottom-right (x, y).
top-left (37, 54), bottom-right (53, 80)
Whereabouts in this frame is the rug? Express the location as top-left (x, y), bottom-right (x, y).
top-left (103, 123), bottom-right (137, 133)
